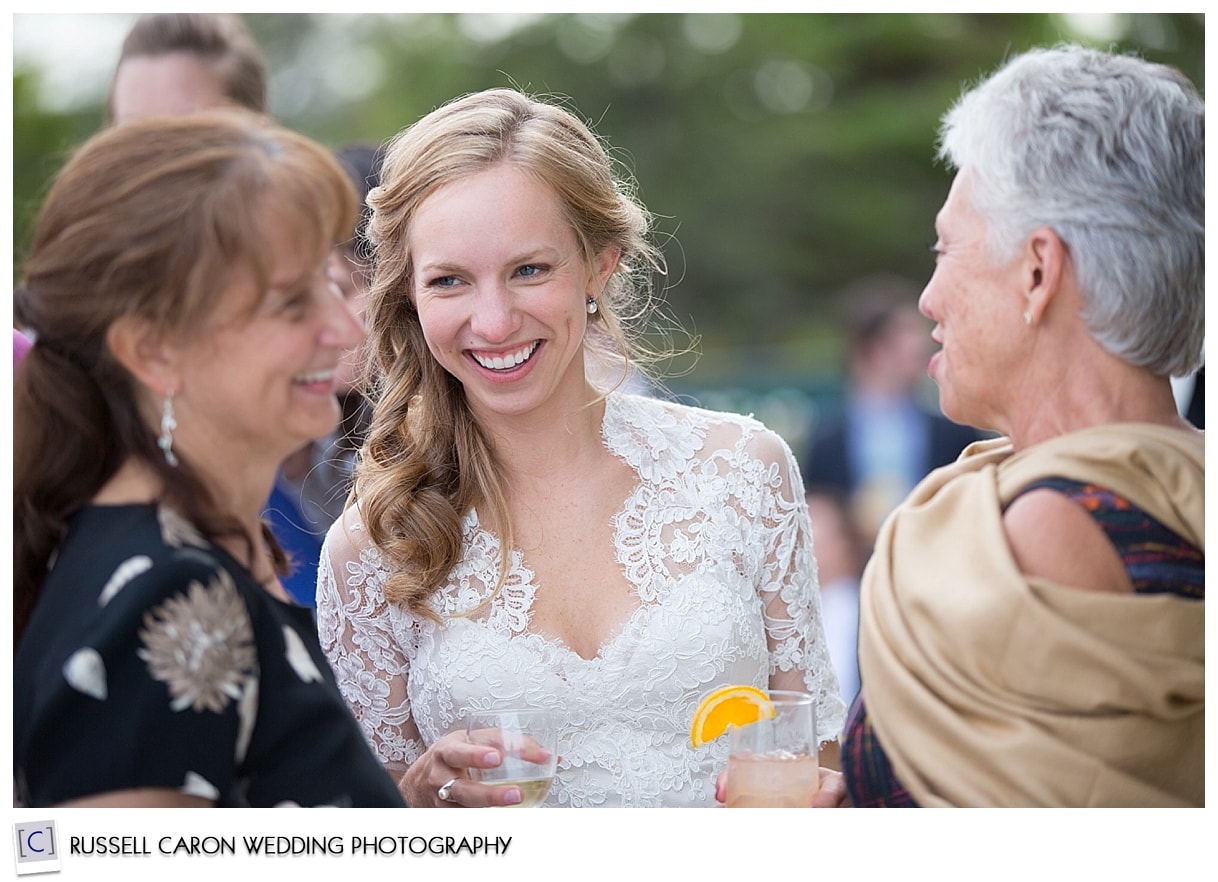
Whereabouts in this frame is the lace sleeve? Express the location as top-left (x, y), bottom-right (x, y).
top-left (316, 507), bottom-right (424, 781)
top-left (748, 428), bottom-right (847, 742)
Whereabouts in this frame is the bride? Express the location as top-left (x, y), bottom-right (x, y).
top-left (317, 87), bottom-right (845, 807)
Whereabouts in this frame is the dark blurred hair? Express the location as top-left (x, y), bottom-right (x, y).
top-left (835, 273), bottom-right (922, 363)
top-left (335, 143), bottom-right (386, 262)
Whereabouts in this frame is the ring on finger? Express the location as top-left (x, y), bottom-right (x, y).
top-left (437, 777), bottom-right (459, 803)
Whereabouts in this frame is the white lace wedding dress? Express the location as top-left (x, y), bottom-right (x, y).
top-left (317, 392), bottom-right (846, 807)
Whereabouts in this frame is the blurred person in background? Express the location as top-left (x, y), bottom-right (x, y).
top-left (803, 487), bottom-right (866, 705)
top-left (318, 87), bottom-right (846, 808)
top-left (327, 143), bottom-right (385, 452)
top-left (107, 12), bottom-right (267, 125)
top-left (266, 143), bottom-right (384, 604)
top-left (801, 275), bottom-right (986, 548)
top-left (13, 13), bottom-right (268, 356)
top-left (16, 13), bottom-right (267, 368)
top-left (13, 110), bottom-right (403, 807)
top-left (825, 44), bottom-right (1203, 807)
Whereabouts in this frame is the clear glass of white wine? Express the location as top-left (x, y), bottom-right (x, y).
top-left (466, 708), bottom-right (558, 807)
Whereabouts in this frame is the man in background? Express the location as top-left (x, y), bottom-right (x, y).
top-left (802, 274), bottom-right (986, 548)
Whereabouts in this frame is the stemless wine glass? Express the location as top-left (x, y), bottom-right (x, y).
top-left (465, 708), bottom-right (558, 807)
top-left (725, 690), bottom-right (819, 808)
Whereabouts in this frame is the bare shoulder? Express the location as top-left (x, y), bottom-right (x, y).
top-left (1002, 488), bottom-right (1133, 593)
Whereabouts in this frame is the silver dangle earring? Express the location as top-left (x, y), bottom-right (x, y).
top-left (586, 297), bottom-right (598, 315)
top-left (158, 392), bottom-right (179, 467)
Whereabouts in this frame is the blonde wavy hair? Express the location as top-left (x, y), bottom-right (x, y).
top-left (355, 88), bottom-right (670, 619)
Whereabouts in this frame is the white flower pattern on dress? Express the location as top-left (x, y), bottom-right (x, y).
top-left (235, 678), bottom-right (258, 765)
top-left (283, 626), bottom-right (324, 684)
top-left (63, 647), bottom-right (108, 700)
top-left (98, 555), bottom-right (152, 606)
top-left (318, 392), bottom-right (845, 806)
top-left (182, 771), bottom-right (220, 801)
top-left (157, 505), bottom-right (210, 550)
top-left (137, 568), bottom-right (258, 714)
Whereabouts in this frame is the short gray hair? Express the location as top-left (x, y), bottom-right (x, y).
top-left (937, 44), bottom-right (1203, 377)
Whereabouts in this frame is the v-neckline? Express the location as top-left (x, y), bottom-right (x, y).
top-left (463, 481), bottom-right (652, 663)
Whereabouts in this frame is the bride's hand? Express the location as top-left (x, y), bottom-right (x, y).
top-left (398, 731), bottom-right (521, 808)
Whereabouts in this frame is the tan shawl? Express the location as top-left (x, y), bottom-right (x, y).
top-left (858, 423), bottom-right (1204, 806)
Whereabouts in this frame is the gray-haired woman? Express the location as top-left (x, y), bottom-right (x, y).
top-left (831, 43), bottom-right (1203, 807)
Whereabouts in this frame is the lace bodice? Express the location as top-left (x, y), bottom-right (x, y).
top-left (318, 392), bottom-right (845, 807)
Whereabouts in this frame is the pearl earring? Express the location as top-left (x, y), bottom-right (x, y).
top-left (1023, 310), bottom-right (1032, 326)
top-left (587, 297), bottom-right (598, 315)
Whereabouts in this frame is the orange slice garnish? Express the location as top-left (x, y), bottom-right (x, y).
top-left (689, 685), bottom-right (775, 747)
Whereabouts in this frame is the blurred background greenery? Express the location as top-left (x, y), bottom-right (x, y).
top-left (11, 12), bottom-right (1205, 451)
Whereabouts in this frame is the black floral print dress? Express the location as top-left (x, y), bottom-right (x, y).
top-left (13, 504), bottom-right (404, 808)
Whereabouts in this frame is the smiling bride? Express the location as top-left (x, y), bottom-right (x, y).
top-left (317, 88), bottom-right (846, 808)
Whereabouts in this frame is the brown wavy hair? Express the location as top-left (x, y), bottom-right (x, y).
top-left (14, 109), bottom-right (357, 644)
top-left (356, 88), bottom-right (672, 620)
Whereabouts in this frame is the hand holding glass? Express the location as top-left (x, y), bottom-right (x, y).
top-left (726, 690), bottom-right (819, 807)
top-left (466, 708), bottom-right (557, 807)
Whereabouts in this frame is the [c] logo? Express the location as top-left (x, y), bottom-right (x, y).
top-left (12, 820), bottom-right (61, 876)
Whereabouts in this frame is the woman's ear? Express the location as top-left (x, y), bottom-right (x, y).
top-left (588, 246), bottom-right (621, 296)
top-left (105, 316), bottom-right (179, 396)
top-left (1022, 227), bottom-right (1068, 325)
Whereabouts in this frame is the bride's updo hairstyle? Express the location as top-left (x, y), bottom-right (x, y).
top-left (355, 88), bottom-right (667, 618)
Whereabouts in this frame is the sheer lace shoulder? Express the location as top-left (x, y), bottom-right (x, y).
top-left (608, 394), bottom-right (843, 711)
top-left (319, 392), bottom-right (846, 806)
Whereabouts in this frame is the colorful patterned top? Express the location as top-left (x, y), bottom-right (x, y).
top-left (842, 476), bottom-right (1204, 807)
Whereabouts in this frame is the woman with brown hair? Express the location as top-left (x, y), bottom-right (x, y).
top-left (13, 109), bottom-right (403, 808)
